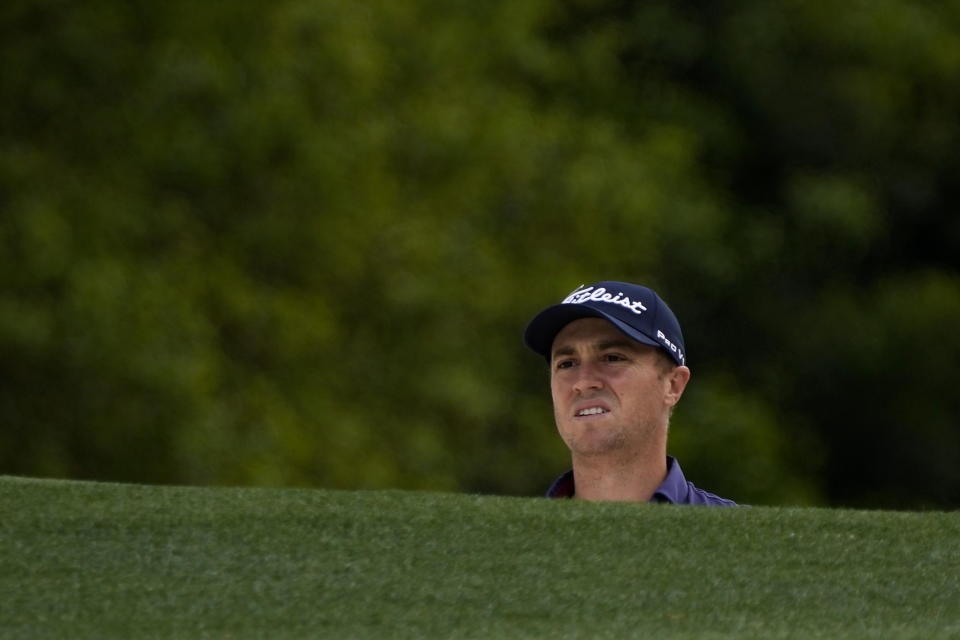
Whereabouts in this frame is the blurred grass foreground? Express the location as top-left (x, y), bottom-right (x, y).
top-left (2, 476), bottom-right (959, 639)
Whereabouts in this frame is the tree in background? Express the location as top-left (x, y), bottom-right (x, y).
top-left (1, 0), bottom-right (957, 507)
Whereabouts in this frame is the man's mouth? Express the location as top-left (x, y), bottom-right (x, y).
top-left (576, 407), bottom-right (609, 417)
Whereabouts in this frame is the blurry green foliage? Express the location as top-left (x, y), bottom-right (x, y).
top-left (1, 0), bottom-right (958, 507)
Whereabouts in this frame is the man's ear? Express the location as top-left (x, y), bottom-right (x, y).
top-left (664, 366), bottom-right (691, 407)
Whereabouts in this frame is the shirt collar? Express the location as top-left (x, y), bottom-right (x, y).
top-left (651, 456), bottom-right (689, 503)
top-left (545, 456), bottom-right (687, 502)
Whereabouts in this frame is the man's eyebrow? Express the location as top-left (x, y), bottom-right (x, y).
top-left (551, 345), bottom-right (575, 360)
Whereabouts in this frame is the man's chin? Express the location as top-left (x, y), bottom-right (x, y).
top-left (565, 427), bottom-right (627, 457)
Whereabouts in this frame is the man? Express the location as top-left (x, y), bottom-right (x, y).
top-left (524, 281), bottom-right (736, 505)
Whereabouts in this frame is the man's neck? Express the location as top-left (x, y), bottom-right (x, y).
top-left (569, 453), bottom-right (668, 502)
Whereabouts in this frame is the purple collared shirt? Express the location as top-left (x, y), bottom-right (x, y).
top-left (546, 456), bottom-right (737, 506)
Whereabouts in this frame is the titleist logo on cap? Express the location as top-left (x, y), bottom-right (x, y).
top-left (562, 285), bottom-right (648, 315)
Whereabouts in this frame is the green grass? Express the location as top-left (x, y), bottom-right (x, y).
top-left (1, 476), bottom-right (958, 639)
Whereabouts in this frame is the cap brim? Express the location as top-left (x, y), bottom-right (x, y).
top-left (523, 304), bottom-right (661, 360)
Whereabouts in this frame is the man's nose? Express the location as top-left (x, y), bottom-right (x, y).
top-left (572, 362), bottom-right (604, 394)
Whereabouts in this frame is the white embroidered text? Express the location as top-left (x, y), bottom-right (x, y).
top-left (562, 286), bottom-right (648, 315)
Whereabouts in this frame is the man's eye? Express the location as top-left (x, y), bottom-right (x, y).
top-left (603, 354), bottom-right (625, 362)
top-left (556, 360), bottom-right (574, 370)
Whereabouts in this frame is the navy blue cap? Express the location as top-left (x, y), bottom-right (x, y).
top-left (523, 281), bottom-right (687, 366)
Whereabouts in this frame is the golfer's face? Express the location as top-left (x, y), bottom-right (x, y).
top-left (550, 318), bottom-right (678, 457)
